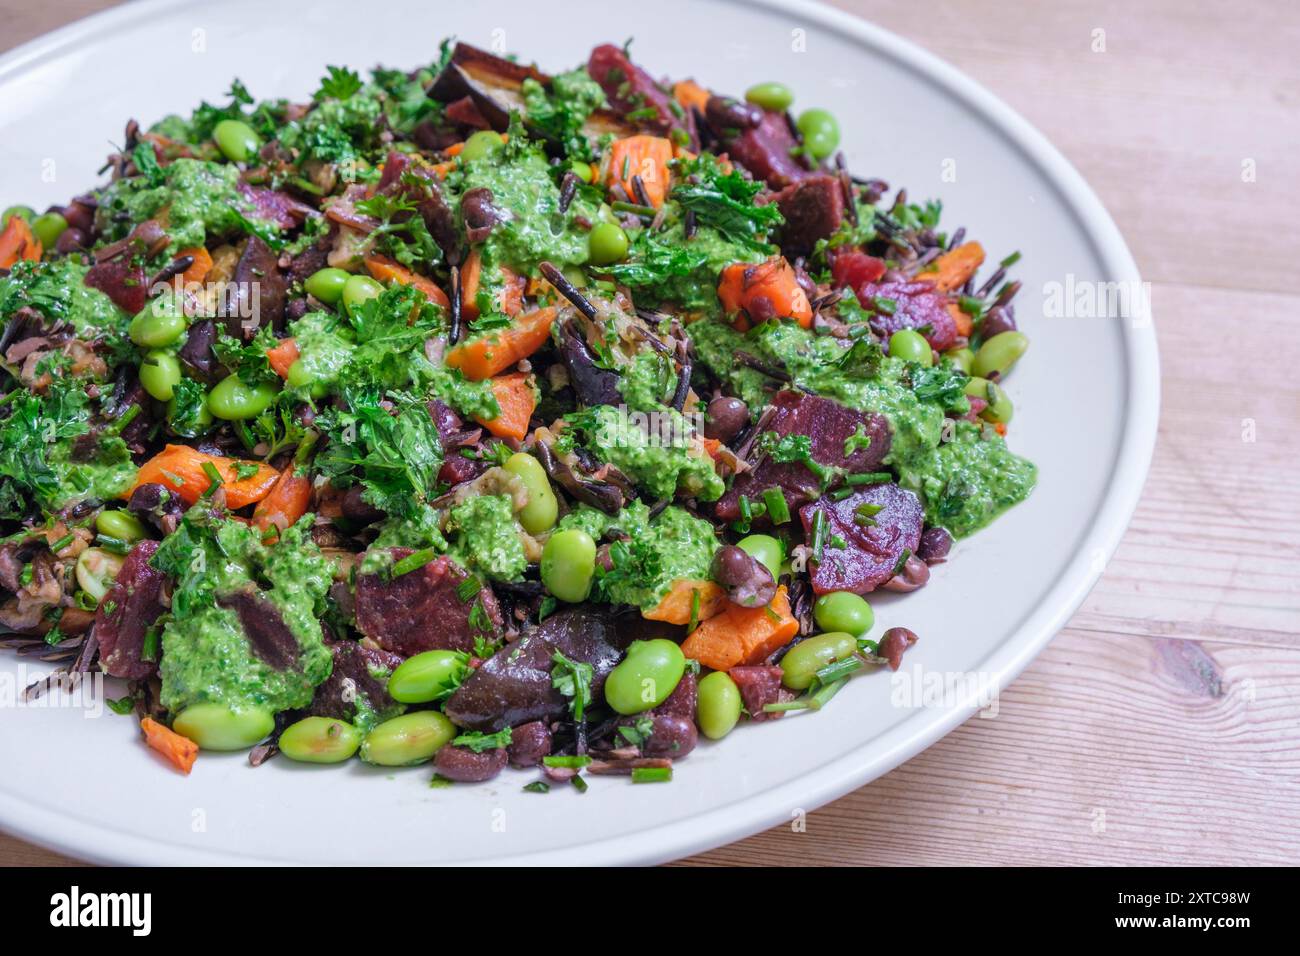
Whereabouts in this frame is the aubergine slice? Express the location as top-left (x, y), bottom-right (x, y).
top-left (429, 42), bottom-right (634, 146)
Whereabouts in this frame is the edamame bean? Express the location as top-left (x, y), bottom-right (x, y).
top-left (212, 118), bottom-right (260, 163)
top-left (605, 639), bottom-right (686, 715)
top-left (813, 591), bottom-right (874, 637)
top-left (129, 295), bottom-right (189, 348)
top-left (173, 703), bottom-right (275, 751)
top-left (139, 350), bottom-right (182, 401)
top-left (359, 711), bottom-right (456, 766)
top-left (30, 211), bottom-right (68, 249)
top-left (587, 222), bottom-right (629, 265)
top-left (696, 671), bottom-right (742, 740)
top-left (278, 716), bottom-right (363, 764)
top-left (568, 159), bottom-right (595, 184)
top-left (342, 274), bottom-right (384, 315)
top-left (780, 631), bottom-right (858, 690)
top-left (388, 650), bottom-right (470, 704)
top-left (504, 452), bottom-right (558, 534)
top-left (744, 81), bottom-right (795, 112)
top-left (1, 205), bottom-right (34, 228)
top-left (796, 108), bottom-right (840, 161)
top-left (74, 547), bottom-right (124, 602)
top-left (207, 374), bottom-right (278, 420)
top-left (95, 509), bottom-right (148, 543)
top-left (540, 528), bottom-right (596, 603)
top-left (304, 266), bottom-right (350, 305)
top-left (889, 328), bottom-right (932, 366)
top-left (460, 130), bottom-right (505, 163)
top-left (943, 347), bottom-right (975, 374)
top-left (736, 533), bottom-right (782, 579)
top-left (966, 376), bottom-right (1014, 424)
top-left (972, 330), bottom-right (1029, 378)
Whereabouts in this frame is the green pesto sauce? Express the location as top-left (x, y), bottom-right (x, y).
top-left (0, 258), bottom-right (128, 342)
top-left (367, 503), bottom-right (450, 561)
top-left (627, 222), bottom-right (767, 314)
top-left (559, 500), bottom-right (719, 609)
top-left (689, 318), bottom-right (1036, 537)
top-left (617, 349), bottom-right (676, 412)
top-left (447, 493), bottom-right (526, 582)
top-left (46, 438), bottom-right (137, 510)
top-left (579, 404), bottom-right (724, 502)
top-left (95, 158), bottom-right (273, 252)
top-left (158, 516), bottom-right (334, 714)
top-left (287, 311), bottom-right (354, 389)
top-left (278, 92), bottom-right (384, 165)
top-left (424, 364), bottom-right (500, 422)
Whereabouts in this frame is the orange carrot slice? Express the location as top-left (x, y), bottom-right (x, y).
top-left (128, 445), bottom-right (279, 509)
top-left (141, 717), bottom-right (199, 775)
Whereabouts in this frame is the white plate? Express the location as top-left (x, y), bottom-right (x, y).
top-left (0, 0), bottom-right (1157, 865)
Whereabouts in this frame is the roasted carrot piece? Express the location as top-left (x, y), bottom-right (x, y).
top-left (680, 585), bottom-right (797, 671)
top-left (128, 445), bottom-right (280, 508)
top-left (672, 79), bottom-right (711, 113)
top-left (947, 302), bottom-right (973, 338)
top-left (474, 371), bottom-right (537, 441)
top-left (365, 254), bottom-right (451, 309)
top-left (252, 465), bottom-right (313, 537)
top-left (265, 337), bottom-right (300, 379)
top-left (0, 216), bottom-right (42, 269)
top-left (606, 135), bottom-right (674, 208)
top-left (915, 242), bottom-right (985, 292)
top-left (459, 250), bottom-right (524, 320)
top-left (642, 579), bottom-right (729, 626)
top-left (717, 258), bottom-right (813, 330)
top-left (175, 246), bottom-right (214, 286)
top-left (141, 717), bottom-right (199, 775)
top-left (445, 306), bottom-right (556, 381)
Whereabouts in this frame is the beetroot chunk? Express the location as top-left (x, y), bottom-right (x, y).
top-left (84, 256), bottom-right (148, 315)
top-left (94, 540), bottom-right (165, 680)
top-left (308, 639), bottom-right (404, 722)
top-left (354, 551), bottom-right (503, 657)
top-left (830, 250), bottom-right (886, 291)
top-left (729, 665), bottom-right (790, 722)
top-left (799, 484), bottom-right (924, 595)
top-left (772, 174), bottom-right (844, 257)
top-left (853, 278), bottom-right (958, 352)
top-left (716, 390), bottom-right (891, 524)
top-left (587, 43), bottom-right (692, 142)
top-left (725, 111), bottom-right (808, 189)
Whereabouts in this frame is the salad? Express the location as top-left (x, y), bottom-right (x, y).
top-left (0, 40), bottom-right (1035, 787)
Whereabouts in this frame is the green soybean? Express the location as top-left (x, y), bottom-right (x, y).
top-left (460, 130), bottom-right (505, 163)
top-left (139, 350), bottom-right (182, 401)
top-left (304, 267), bottom-right (350, 305)
top-left (213, 118), bottom-right (260, 163)
top-left (813, 592), bottom-right (874, 637)
top-left (505, 452), bottom-right (558, 534)
top-left (736, 534), bottom-right (782, 579)
top-left (359, 711), bottom-right (455, 766)
top-left (30, 211), bottom-right (68, 249)
top-left (796, 108), bottom-right (840, 160)
top-left (780, 631), bottom-right (858, 690)
top-left (95, 509), bottom-right (148, 543)
top-left (74, 547), bottom-right (124, 602)
top-left (541, 528), bottom-right (596, 603)
top-left (173, 703), bottom-right (275, 751)
top-left (744, 81), bottom-right (795, 112)
top-left (278, 717), bottom-right (363, 764)
top-left (129, 296), bottom-right (189, 347)
top-left (208, 375), bottom-right (278, 420)
top-left (587, 221), bottom-right (629, 265)
top-left (697, 671), bottom-right (742, 740)
top-left (342, 274), bottom-right (384, 315)
top-left (972, 331), bottom-right (1029, 378)
top-left (388, 650), bottom-right (469, 704)
top-left (966, 376), bottom-right (1014, 424)
top-left (605, 639), bottom-right (686, 715)
top-left (889, 328), bottom-right (932, 366)
top-left (943, 346), bottom-right (975, 374)
top-left (2, 205), bottom-right (34, 228)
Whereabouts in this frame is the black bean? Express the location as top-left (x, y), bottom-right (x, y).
top-left (506, 720), bottom-right (552, 767)
top-left (711, 545), bottom-right (777, 608)
top-left (918, 527), bottom-right (953, 564)
top-left (433, 744), bottom-right (507, 783)
top-left (981, 306), bottom-right (1017, 338)
top-left (704, 396), bottom-right (749, 443)
top-left (879, 555), bottom-right (930, 593)
top-left (878, 627), bottom-right (918, 671)
top-left (460, 187), bottom-right (501, 244)
top-left (705, 95), bottom-right (763, 133)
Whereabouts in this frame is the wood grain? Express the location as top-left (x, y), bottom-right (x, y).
top-left (1, 0), bottom-right (1297, 867)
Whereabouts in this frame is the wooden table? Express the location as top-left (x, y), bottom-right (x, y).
top-left (2, 0), bottom-right (1296, 867)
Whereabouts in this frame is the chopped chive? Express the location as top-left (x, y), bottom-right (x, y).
top-left (871, 295), bottom-right (897, 315)
top-left (815, 657), bottom-right (863, 685)
top-left (610, 200), bottom-right (655, 219)
top-left (200, 461), bottom-right (223, 497)
top-left (809, 678), bottom-right (848, 709)
top-left (830, 486), bottom-right (855, 501)
top-left (1000, 250), bottom-right (1021, 268)
top-left (96, 534), bottom-right (132, 555)
top-left (455, 575), bottom-right (482, 603)
top-left (49, 533), bottom-right (75, 553)
top-left (846, 471), bottom-right (892, 485)
top-left (631, 766), bottom-right (672, 784)
top-left (523, 781), bottom-right (550, 794)
top-left (688, 588), bottom-right (701, 634)
top-left (810, 508), bottom-right (826, 562)
top-left (391, 547), bottom-right (437, 577)
top-left (429, 774), bottom-right (454, 789)
top-left (571, 775), bottom-right (589, 793)
top-left (763, 487), bottom-right (790, 525)
top-left (542, 755), bottom-right (593, 769)
top-left (891, 548), bottom-right (913, 575)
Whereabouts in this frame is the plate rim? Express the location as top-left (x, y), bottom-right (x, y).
top-left (0, 0), bottom-right (1159, 866)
